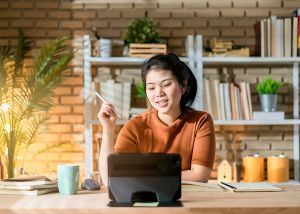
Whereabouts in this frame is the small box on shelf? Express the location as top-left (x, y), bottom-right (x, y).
top-left (129, 43), bottom-right (167, 58)
top-left (253, 111), bottom-right (285, 120)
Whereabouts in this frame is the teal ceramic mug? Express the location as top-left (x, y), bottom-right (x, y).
top-left (58, 164), bottom-right (79, 195)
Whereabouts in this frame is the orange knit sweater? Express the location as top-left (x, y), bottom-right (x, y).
top-left (114, 108), bottom-right (216, 170)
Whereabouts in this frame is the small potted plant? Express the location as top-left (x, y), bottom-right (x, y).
top-left (123, 18), bottom-right (166, 57)
top-left (256, 78), bottom-right (283, 112)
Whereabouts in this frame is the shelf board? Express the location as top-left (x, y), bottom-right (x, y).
top-left (86, 56), bottom-right (189, 65)
top-left (202, 57), bottom-right (300, 65)
top-left (214, 119), bottom-right (300, 125)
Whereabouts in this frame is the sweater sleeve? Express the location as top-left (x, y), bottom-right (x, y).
top-left (192, 112), bottom-right (216, 169)
top-left (114, 117), bottom-right (141, 153)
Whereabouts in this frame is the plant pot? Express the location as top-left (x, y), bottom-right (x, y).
top-left (259, 94), bottom-right (277, 112)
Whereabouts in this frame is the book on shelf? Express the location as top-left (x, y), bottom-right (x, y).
top-left (218, 181), bottom-right (282, 192)
top-left (253, 111), bottom-right (285, 120)
top-left (0, 188), bottom-right (58, 196)
top-left (292, 8), bottom-right (300, 56)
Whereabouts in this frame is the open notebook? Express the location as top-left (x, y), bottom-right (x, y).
top-left (218, 182), bottom-right (282, 192)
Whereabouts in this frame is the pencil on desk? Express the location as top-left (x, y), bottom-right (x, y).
top-left (94, 91), bottom-right (122, 118)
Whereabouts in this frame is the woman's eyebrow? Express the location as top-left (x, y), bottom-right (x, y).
top-left (146, 78), bottom-right (174, 85)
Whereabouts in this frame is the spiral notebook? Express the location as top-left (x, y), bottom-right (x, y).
top-left (218, 182), bottom-right (282, 192)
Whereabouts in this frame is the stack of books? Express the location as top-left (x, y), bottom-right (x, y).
top-left (0, 175), bottom-right (58, 195)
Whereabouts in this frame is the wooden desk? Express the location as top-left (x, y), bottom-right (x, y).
top-left (0, 184), bottom-right (300, 214)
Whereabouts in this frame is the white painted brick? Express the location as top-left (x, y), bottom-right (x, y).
top-left (209, 19), bottom-right (232, 27)
top-left (259, 133), bottom-right (283, 141)
top-left (257, 0), bottom-right (282, 8)
top-left (246, 68), bottom-right (270, 75)
top-left (196, 9), bottom-right (220, 18)
top-left (232, 0), bottom-right (256, 8)
top-left (221, 9), bottom-right (245, 17)
top-left (245, 9), bottom-right (269, 17)
top-left (271, 68), bottom-right (291, 74)
top-left (183, 0), bottom-right (206, 9)
top-left (172, 10), bottom-right (195, 18)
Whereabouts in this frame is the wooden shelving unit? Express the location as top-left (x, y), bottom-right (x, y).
top-left (83, 34), bottom-right (300, 182)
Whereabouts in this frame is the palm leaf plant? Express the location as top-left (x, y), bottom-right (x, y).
top-left (0, 31), bottom-right (73, 178)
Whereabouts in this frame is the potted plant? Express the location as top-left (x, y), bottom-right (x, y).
top-left (0, 31), bottom-right (73, 178)
top-left (256, 78), bottom-right (283, 112)
top-left (123, 18), bottom-right (166, 57)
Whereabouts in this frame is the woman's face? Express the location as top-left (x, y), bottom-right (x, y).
top-left (145, 69), bottom-right (185, 115)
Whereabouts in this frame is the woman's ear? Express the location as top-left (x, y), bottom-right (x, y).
top-left (181, 80), bottom-right (187, 95)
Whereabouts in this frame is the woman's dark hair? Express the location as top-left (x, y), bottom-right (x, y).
top-left (141, 53), bottom-right (197, 109)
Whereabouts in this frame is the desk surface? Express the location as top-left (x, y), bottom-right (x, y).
top-left (1, 184), bottom-right (300, 214)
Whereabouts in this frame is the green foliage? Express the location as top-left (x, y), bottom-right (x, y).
top-left (256, 78), bottom-right (283, 95)
top-left (124, 18), bottom-right (160, 44)
top-left (135, 81), bottom-right (146, 98)
top-left (0, 30), bottom-right (73, 178)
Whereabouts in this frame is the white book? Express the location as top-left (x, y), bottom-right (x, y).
top-left (271, 16), bottom-right (277, 57)
top-left (219, 83), bottom-right (226, 120)
top-left (267, 18), bottom-right (272, 56)
top-left (0, 188), bottom-right (58, 196)
top-left (218, 182), bottom-right (281, 192)
top-left (211, 79), bottom-right (220, 120)
top-left (0, 183), bottom-right (57, 190)
top-left (246, 83), bottom-right (253, 120)
top-left (114, 82), bottom-right (123, 119)
top-left (122, 82), bottom-right (131, 119)
top-left (276, 19), bottom-right (284, 57)
top-left (284, 18), bottom-right (292, 57)
top-left (253, 111), bottom-right (285, 120)
top-left (260, 20), bottom-right (266, 57)
top-left (292, 17), bottom-right (298, 57)
top-left (0, 176), bottom-right (57, 186)
top-left (223, 82), bottom-right (232, 120)
top-left (204, 78), bottom-right (212, 115)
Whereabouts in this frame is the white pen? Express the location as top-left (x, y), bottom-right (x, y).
top-left (94, 91), bottom-right (122, 118)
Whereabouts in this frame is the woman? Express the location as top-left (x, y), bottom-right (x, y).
top-left (98, 53), bottom-right (215, 187)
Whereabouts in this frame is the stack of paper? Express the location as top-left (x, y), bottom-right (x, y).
top-left (0, 175), bottom-right (58, 195)
top-left (181, 181), bottom-right (223, 192)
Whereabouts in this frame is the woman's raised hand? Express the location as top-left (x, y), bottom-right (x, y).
top-left (98, 103), bottom-right (117, 129)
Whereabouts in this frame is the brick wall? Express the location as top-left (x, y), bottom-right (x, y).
top-left (0, 0), bottom-right (299, 179)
